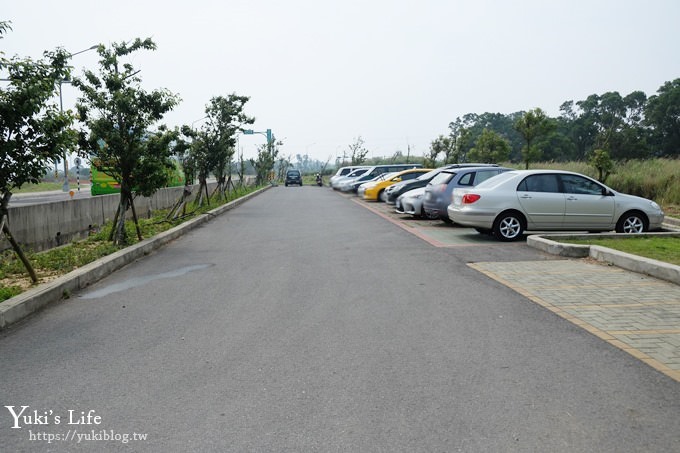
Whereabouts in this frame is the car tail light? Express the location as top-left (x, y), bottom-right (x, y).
top-left (462, 193), bottom-right (481, 204)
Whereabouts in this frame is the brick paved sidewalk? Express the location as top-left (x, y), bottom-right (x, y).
top-left (471, 259), bottom-right (680, 383)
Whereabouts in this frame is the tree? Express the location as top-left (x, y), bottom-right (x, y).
top-left (515, 108), bottom-right (555, 169)
top-left (467, 129), bottom-right (510, 163)
top-left (559, 100), bottom-right (597, 160)
top-left (250, 140), bottom-right (279, 186)
top-left (182, 127), bottom-right (213, 207)
top-left (428, 135), bottom-right (454, 166)
top-left (645, 78), bottom-right (680, 157)
top-left (164, 129), bottom-right (194, 220)
top-left (74, 38), bottom-right (180, 245)
top-left (449, 112), bottom-right (525, 162)
top-left (348, 136), bottom-right (369, 165)
top-left (588, 149), bottom-right (613, 183)
top-left (276, 155), bottom-right (291, 182)
top-left (202, 95), bottom-right (254, 200)
top-left (1, 22), bottom-right (77, 282)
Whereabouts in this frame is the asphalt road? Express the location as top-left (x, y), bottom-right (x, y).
top-left (1, 186), bottom-right (679, 452)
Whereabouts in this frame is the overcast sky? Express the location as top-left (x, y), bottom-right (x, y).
top-left (3, 0), bottom-right (680, 164)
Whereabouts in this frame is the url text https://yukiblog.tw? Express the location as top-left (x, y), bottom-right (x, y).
top-left (29, 429), bottom-right (148, 445)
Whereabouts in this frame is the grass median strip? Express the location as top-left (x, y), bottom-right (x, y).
top-left (557, 236), bottom-right (680, 266)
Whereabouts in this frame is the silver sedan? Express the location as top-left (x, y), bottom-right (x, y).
top-left (396, 187), bottom-right (427, 217)
top-left (448, 170), bottom-right (665, 241)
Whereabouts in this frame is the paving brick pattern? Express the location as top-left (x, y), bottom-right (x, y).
top-left (470, 260), bottom-right (680, 383)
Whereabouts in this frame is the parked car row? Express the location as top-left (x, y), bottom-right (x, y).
top-left (331, 164), bottom-right (425, 193)
top-left (332, 164), bottom-right (665, 241)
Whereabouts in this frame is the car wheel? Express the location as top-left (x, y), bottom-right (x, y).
top-left (616, 211), bottom-right (647, 233)
top-left (493, 211), bottom-right (525, 241)
top-left (424, 210), bottom-right (439, 220)
top-left (378, 190), bottom-right (386, 202)
top-left (285, 183), bottom-right (288, 187)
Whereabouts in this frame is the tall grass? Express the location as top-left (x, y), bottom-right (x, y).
top-left (501, 158), bottom-right (680, 208)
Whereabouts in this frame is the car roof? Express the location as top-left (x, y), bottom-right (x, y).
top-left (439, 166), bottom-right (510, 174)
top-left (505, 169), bottom-right (597, 177)
top-left (394, 168), bottom-right (432, 175)
top-left (442, 163), bottom-right (499, 168)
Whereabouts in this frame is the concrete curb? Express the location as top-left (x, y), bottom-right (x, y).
top-left (527, 231), bottom-right (680, 285)
top-left (0, 186), bottom-right (271, 330)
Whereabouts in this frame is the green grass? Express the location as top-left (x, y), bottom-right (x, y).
top-left (558, 236), bottom-right (680, 266)
top-left (0, 185), bottom-right (260, 302)
top-left (13, 182), bottom-right (65, 193)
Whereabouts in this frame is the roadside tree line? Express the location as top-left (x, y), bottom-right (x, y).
top-left (1, 22), bottom-right (277, 281)
top-left (428, 80), bottom-right (680, 171)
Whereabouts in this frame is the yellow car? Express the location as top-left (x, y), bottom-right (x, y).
top-left (360, 168), bottom-right (433, 201)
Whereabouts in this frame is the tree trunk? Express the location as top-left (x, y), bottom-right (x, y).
top-left (0, 192), bottom-right (38, 283)
top-left (193, 175), bottom-right (208, 207)
top-left (167, 185), bottom-right (192, 220)
top-left (112, 191), bottom-right (130, 245)
top-left (128, 192), bottom-right (143, 241)
top-left (108, 202), bottom-right (121, 242)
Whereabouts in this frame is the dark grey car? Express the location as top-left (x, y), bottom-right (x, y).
top-left (285, 169), bottom-right (302, 186)
top-left (422, 166), bottom-right (511, 222)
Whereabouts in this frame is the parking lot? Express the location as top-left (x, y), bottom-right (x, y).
top-left (340, 190), bottom-right (680, 383)
top-left (345, 194), bottom-right (518, 247)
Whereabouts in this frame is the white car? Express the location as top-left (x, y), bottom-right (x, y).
top-left (332, 168), bottom-right (370, 190)
top-left (329, 166), bottom-right (369, 189)
top-left (396, 187), bottom-right (426, 217)
top-left (448, 170), bottom-right (665, 241)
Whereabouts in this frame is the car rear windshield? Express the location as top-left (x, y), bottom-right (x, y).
top-left (473, 171), bottom-right (518, 189)
top-left (416, 169), bottom-right (442, 180)
top-left (429, 171), bottom-right (456, 185)
top-left (347, 169), bottom-right (368, 177)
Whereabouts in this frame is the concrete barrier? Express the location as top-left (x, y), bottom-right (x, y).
top-left (527, 231), bottom-right (680, 285)
top-left (2, 180), bottom-right (256, 252)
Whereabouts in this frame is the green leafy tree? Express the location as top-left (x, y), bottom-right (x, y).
top-left (588, 149), bottom-right (614, 183)
top-left (204, 94), bottom-right (253, 200)
top-left (467, 129), bottom-right (510, 163)
top-left (250, 140), bottom-right (279, 185)
top-left (1, 22), bottom-right (76, 281)
top-left (444, 121), bottom-right (465, 163)
top-left (572, 92), bottom-right (651, 159)
top-left (645, 78), bottom-right (680, 157)
top-left (276, 155), bottom-right (291, 182)
top-left (181, 127), bottom-right (213, 207)
top-left (515, 108), bottom-right (555, 169)
top-left (74, 38), bottom-right (180, 245)
top-left (164, 129), bottom-right (194, 220)
top-left (559, 100), bottom-right (597, 160)
top-left (449, 113), bottom-right (524, 163)
top-left (534, 129), bottom-right (578, 162)
top-left (428, 135), bottom-right (455, 166)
